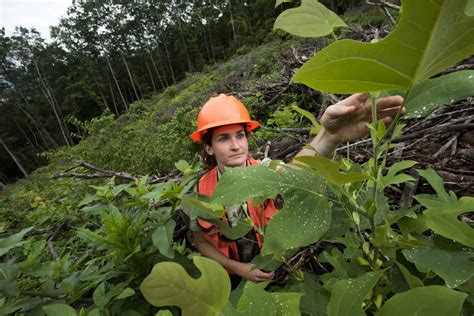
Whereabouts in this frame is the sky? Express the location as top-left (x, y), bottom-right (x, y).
top-left (0, 0), bottom-right (72, 41)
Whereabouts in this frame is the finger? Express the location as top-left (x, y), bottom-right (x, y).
top-left (254, 275), bottom-right (274, 282)
top-left (376, 106), bottom-right (404, 119)
top-left (341, 93), bottom-right (369, 109)
top-left (375, 95), bottom-right (404, 110)
top-left (381, 116), bottom-right (394, 125)
top-left (350, 92), bottom-right (370, 105)
top-left (255, 269), bottom-right (274, 278)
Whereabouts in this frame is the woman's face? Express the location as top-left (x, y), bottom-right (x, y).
top-left (204, 124), bottom-right (249, 172)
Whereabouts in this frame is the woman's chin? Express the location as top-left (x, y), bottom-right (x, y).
top-left (226, 156), bottom-right (247, 167)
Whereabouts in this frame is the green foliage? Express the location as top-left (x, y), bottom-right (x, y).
top-left (224, 281), bottom-right (302, 315)
top-left (140, 256), bottom-right (231, 315)
top-left (292, 0), bottom-right (474, 94)
top-left (274, 0), bottom-right (347, 37)
top-left (467, 0), bottom-right (474, 15)
top-left (402, 248), bottom-right (474, 288)
top-left (212, 165), bottom-right (331, 258)
top-left (293, 156), bottom-right (370, 186)
top-left (267, 106), bottom-right (299, 128)
top-left (327, 271), bottom-right (383, 316)
top-left (0, 161), bottom-right (200, 314)
top-left (2, 2), bottom-right (473, 315)
top-left (43, 304), bottom-right (77, 316)
top-left (0, 226), bottom-right (33, 256)
top-left (379, 286), bottom-right (467, 316)
top-left (404, 70), bottom-right (474, 118)
top-left (154, 3), bottom-right (472, 314)
top-left (292, 104), bottom-right (321, 134)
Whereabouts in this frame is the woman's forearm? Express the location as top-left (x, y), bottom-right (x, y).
top-left (295, 127), bottom-right (339, 158)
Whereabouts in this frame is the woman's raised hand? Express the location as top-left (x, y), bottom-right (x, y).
top-left (320, 93), bottom-right (405, 145)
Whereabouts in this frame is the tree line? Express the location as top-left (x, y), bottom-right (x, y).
top-left (0, 0), bottom-right (360, 184)
top-left (0, 0), bottom-right (282, 183)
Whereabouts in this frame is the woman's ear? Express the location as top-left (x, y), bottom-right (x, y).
top-left (204, 144), bottom-right (214, 156)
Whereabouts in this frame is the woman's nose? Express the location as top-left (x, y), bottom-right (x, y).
top-left (230, 137), bottom-right (240, 149)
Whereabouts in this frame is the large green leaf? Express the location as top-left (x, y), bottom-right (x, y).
top-left (273, 0), bottom-right (346, 37)
top-left (293, 0), bottom-right (474, 93)
top-left (283, 272), bottom-right (330, 316)
top-left (293, 156), bottom-right (370, 186)
top-left (226, 281), bottom-right (302, 315)
top-left (466, 0), bottom-right (474, 15)
top-left (140, 256), bottom-right (230, 315)
top-left (212, 165), bottom-right (331, 257)
top-left (421, 196), bottom-right (474, 248)
top-left (404, 70), bottom-right (474, 118)
top-left (379, 285), bottom-right (467, 315)
top-left (180, 195), bottom-right (225, 220)
top-left (327, 271), bottom-right (384, 316)
top-left (395, 261), bottom-right (424, 289)
top-left (0, 227), bottom-right (33, 256)
top-left (42, 304), bottom-right (77, 316)
top-left (152, 219), bottom-right (176, 258)
top-left (380, 160), bottom-right (417, 189)
top-left (403, 248), bottom-right (474, 288)
top-left (292, 104), bottom-right (321, 134)
top-left (416, 168), bottom-right (453, 203)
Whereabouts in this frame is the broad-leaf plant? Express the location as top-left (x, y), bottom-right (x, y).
top-left (140, 1), bottom-right (474, 315)
top-left (1, 1), bottom-right (473, 315)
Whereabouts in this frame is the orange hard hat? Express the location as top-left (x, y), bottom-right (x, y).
top-left (191, 94), bottom-right (260, 142)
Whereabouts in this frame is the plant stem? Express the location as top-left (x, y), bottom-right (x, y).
top-left (331, 31), bottom-right (338, 41)
top-left (369, 94), bottom-right (379, 231)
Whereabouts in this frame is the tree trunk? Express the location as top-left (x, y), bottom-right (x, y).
top-left (14, 118), bottom-right (45, 153)
top-left (106, 55), bottom-right (128, 112)
top-left (228, 0), bottom-right (238, 44)
top-left (0, 138), bottom-right (28, 177)
top-left (33, 59), bottom-right (72, 146)
top-left (158, 57), bottom-right (170, 87)
top-left (149, 51), bottom-right (166, 89)
top-left (120, 51), bottom-right (139, 100)
top-left (145, 60), bottom-right (157, 91)
top-left (207, 23), bottom-right (216, 61)
top-left (106, 74), bottom-right (120, 116)
top-left (163, 43), bottom-right (177, 86)
top-left (15, 101), bottom-right (57, 149)
top-left (175, 12), bottom-right (193, 72)
top-left (202, 27), bottom-right (211, 63)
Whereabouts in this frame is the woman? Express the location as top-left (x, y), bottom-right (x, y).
top-left (189, 93), bottom-right (403, 284)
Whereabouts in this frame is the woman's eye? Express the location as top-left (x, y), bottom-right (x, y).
top-left (237, 132), bottom-right (245, 139)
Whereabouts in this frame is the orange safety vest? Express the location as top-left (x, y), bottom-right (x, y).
top-left (197, 157), bottom-right (278, 263)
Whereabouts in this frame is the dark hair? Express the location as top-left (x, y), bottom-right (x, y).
top-left (200, 128), bottom-right (217, 170)
top-left (199, 124), bottom-right (249, 170)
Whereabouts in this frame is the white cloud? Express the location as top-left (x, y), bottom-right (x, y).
top-left (0, 0), bottom-right (71, 41)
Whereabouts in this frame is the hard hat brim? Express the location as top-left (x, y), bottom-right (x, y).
top-left (190, 120), bottom-right (260, 142)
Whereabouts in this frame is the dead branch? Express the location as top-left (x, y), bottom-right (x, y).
top-left (395, 123), bottom-right (474, 141)
top-left (366, 0), bottom-right (401, 11)
top-left (54, 161), bottom-right (139, 182)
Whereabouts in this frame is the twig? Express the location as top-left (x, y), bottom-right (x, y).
top-left (366, 0), bottom-right (401, 11)
top-left (47, 240), bottom-right (59, 260)
top-left (433, 134), bottom-right (458, 159)
top-left (261, 126), bottom-right (303, 142)
top-left (53, 161), bottom-right (138, 182)
top-left (382, 6), bottom-right (396, 25)
top-left (395, 123), bottom-right (474, 141)
top-left (264, 141), bottom-right (271, 159)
